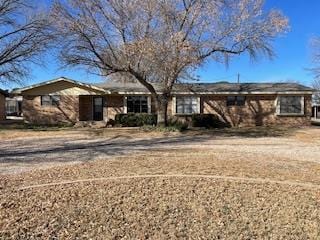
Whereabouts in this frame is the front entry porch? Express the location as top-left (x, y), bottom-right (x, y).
top-left (79, 95), bottom-right (106, 121)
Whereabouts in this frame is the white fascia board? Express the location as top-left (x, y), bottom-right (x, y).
top-left (105, 91), bottom-right (314, 95)
top-left (12, 77), bottom-right (106, 94)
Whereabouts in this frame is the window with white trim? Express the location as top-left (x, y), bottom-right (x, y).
top-left (127, 96), bottom-right (148, 113)
top-left (278, 96), bottom-right (304, 115)
top-left (176, 96), bottom-right (199, 114)
top-left (41, 95), bottom-right (60, 106)
top-left (226, 96), bottom-right (246, 106)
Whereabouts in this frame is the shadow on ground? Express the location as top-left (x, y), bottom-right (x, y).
top-left (0, 128), bottom-right (293, 167)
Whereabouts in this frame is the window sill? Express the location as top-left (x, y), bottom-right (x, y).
top-left (174, 113), bottom-right (199, 116)
top-left (276, 113), bottom-right (305, 117)
top-left (226, 105), bottom-right (246, 108)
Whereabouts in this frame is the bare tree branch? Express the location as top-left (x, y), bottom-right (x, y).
top-left (0, 0), bottom-right (53, 84)
top-left (52, 0), bottom-right (288, 125)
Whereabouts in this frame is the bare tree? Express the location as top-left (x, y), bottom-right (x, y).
top-left (0, 0), bottom-right (52, 84)
top-left (52, 0), bottom-right (288, 125)
top-left (311, 37), bottom-right (320, 104)
top-left (312, 79), bottom-right (320, 105)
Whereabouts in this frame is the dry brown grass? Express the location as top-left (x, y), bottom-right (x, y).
top-left (1, 126), bottom-right (320, 239)
top-left (0, 125), bottom-right (298, 141)
top-left (0, 127), bottom-right (182, 141)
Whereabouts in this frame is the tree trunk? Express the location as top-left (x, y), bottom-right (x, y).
top-left (155, 94), bottom-right (169, 127)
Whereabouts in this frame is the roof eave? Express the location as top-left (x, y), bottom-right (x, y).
top-left (12, 77), bottom-right (106, 94)
top-left (103, 91), bottom-right (314, 95)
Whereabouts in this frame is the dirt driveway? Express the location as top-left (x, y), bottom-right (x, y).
top-left (1, 127), bottom-right (320, 175)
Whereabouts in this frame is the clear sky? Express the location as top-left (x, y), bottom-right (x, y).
top-left (2, 0), bottom-right (320, 89)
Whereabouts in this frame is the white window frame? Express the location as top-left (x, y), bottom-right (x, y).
top-left (40, 95), bottom-right (60, 107)
top-left (173, 96), bottom-right (200, 115)
top-left (123, 96), bottom-right (151, 114)
top-left (276, 95), bottom-right (305, 116)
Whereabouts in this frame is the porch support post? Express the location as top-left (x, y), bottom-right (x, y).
top-left (103, 96), bottom-right (108, 122)
top-left (123, 96), bottom-right (128, 114)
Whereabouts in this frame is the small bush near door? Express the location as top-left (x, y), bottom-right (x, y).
top-left (115, 113), bottom-right (157, 127)
top-left (191, 114), bottom-right (229, 128)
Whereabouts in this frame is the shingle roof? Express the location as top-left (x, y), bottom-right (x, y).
top-left (11, 77), bottom-right (315, 95)
top-left (12, 77), bottom-right (105, 94)
top-left (100, 82), bottom-right (314, 94)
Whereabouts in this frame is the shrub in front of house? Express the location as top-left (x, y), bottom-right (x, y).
top-left (115, 113), bottom-right (157, 127)
top-left (140, 118), bottom-right (188, 132)
top-left (191, 114), bottom-right (228, 128)
top-left (167, 118), bottom-right (189, 131)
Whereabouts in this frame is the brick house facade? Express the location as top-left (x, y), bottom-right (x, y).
top-left (0, 89), bottom-right (8, 121)
top-left (12, 77), bottom-right (314, 126)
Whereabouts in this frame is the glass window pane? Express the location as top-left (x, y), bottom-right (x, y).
top-left (280, 96), bottom-right (302, 114)
top-left (177, 104), bottom-right (183, 114)
top-left (141, 105), bottom-right (148, 113)
top-left (227, 96), bottom-right (236, 106)
top-left (185, 105), bottom-right (192, 114)
top-left (236, 96), bottom-right (246, 106)
top-left (127, 96), bottom-right (148, 113)
top-left (52, 95), bottom-right (60, 105)
top-left (185, 97), bottom-right (192, 105)
top-left (192, 104), bottom-right (198, 113)
top-left (176, 97), bottom-right (197, 114)
top-left (94, 97), bottom-right (102, 106)
top-left (41, 96), bottom-right (51, 106)
top-left (191, 98), bottom-right (198, 104)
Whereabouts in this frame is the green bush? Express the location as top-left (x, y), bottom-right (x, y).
top-left (115, 113), bottom-right (157, 127)
top-left (167, 118), bottom-right (189, 131)
top-left (191, 114), bottom-right (228, 128)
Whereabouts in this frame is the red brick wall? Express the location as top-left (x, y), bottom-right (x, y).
top-left (22, 94), bottom-right (312, 126)
top-left (0, 94), bottom-right (5, 121)
top-left (105, 96), bottom-right (124, 120)
top-left (79, 96), bottom-right (125, 121)
top-left (23, 95), bottom-right (79, 125)
top-left (202, 95), bottom-right (312, 127)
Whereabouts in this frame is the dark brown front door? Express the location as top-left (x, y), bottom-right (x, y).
top-left (93, 97), bottom-right (103, 121)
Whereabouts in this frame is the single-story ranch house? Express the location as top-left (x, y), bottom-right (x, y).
top-left (12, 77), bottom-right (314, 127)
top-left (0, 88), bottom-right (8, 121)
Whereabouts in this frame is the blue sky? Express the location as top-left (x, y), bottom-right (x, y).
top-left (198, 0), bottom-right (320, 86)
top-left (2, 0), bottom-right (320, 89)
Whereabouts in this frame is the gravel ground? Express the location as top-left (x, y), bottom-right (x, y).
top-left (1, 127), bottom-right (320, 239)
top-left (1, 127), bottom-right (320, 175)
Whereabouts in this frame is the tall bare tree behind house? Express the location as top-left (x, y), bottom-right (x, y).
top-left (311, 37), bottom-right (320, 104)
top-left (0, 0), bottom-right (52, 84)
top-left (52, 0), bottom-right (288, 126)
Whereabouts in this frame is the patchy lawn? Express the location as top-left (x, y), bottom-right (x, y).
top-left (1, 127), bottom-right (320, 239)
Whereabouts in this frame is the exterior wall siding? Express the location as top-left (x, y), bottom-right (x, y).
top-left (23, 95), bottom-right (79, 125)
top-left (0, 94), bottom-right (5, 121)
